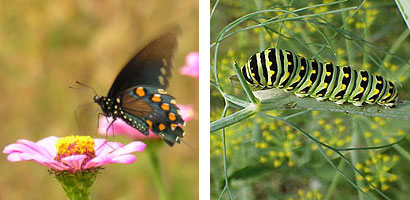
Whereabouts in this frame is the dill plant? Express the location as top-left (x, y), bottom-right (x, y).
top-left (211, 0), bottom-right (410, 199)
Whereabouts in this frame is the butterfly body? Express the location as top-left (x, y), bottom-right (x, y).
top-left (94, 27), bottom-right (185, 146)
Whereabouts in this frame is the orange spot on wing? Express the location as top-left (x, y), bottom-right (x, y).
top-left (136, 87), bottom-right (145, 96)
top-left (168, 113), bottom-right (176, 121)
top-left (161, 103), bottom-right (170, 111)
top-left (151, 94), bottom-right (161, 102)
top-left (146, 120), bottom-right (153, 129)
top-left (159, 123), bottom-right (166, 131)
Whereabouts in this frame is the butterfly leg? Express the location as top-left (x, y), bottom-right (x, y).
top-left (106, 117), bottom-right (117, 138)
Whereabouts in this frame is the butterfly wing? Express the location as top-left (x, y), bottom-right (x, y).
top-left (120, 86), bottom-right (185, 146)
top-left (108, 27), bottom-right (181, 98)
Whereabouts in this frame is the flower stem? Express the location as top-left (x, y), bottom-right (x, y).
top-left (54, 170), bottom-right (98, 200)
top-left (148, 148), bottom-right (170, 200)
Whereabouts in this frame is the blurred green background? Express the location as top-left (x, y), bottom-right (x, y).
top-left (211, 0), bottom-right (410, 199)
top-left (0, 1), bottom-right (198, 199)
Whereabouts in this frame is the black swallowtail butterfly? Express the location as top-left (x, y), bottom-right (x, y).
top-left (93, 29), bottom-right (185, 146)
top-left (241, 48), bottom-right (398, 107)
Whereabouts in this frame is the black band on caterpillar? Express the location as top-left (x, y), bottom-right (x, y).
top-left (241, 48), bottom-right (398, 107)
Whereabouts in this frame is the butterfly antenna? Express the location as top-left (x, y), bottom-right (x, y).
top-left (73, 81), bottom-right (98, 96)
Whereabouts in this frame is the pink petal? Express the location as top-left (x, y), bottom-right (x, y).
top-left (177, 104), bottom-right (196, 121)
top-left (110, 155), bottom-right (136, 164)
top-left (36, 136), bottom-right (59, 156)
top-left (180, 52), bottom-right (199, 78)
top-left (12, 139), bottom-right (54, 158)
top-left (95, 141), bottom-right (124, 156)
top-left (61, 155), bottom-right (88, 171)
top-left (111, 141), bottom-right (146, 157)
top-left (85, 154), bottom-right (113, 168)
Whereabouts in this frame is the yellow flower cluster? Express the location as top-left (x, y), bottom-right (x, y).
top-left (356, 152), bottom-right (399, 192)
top-left (287, 189), bottom-right (323, 200)
top-left (255, 119), bottom-right (303, 168)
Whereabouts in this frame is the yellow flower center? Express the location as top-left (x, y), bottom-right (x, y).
top-left (55, 136), bottom-right (96, 161)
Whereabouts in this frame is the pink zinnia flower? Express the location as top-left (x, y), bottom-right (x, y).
top-left (98, 104), bottom-right (196, 140)
top-left (3, 135), bottom-right (146, 173)
top-left (180, 52), bottom-right (199, 78)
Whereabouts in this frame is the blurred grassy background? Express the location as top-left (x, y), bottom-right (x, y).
top-left (0, 1), bottom-right (198, 199)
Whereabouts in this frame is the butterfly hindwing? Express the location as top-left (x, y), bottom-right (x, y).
top-left (107, 28), bottom-right (181, 98)
top-left (121, 86), bottom-right (185, 145)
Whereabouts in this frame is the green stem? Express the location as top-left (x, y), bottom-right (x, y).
top-left (351, 118), bottom-right (365, 200)
top-left (393, 144), bottom-right (410, 161)
top-left (324, 160), bottom-right (346, 200)
top-left (148, 149), bottom-right (170, 200)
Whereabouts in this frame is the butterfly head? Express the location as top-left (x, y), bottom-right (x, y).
top-left (93, 95), bottom-right (102, 104)
top-left (94, 95), bottom-right (115, 116)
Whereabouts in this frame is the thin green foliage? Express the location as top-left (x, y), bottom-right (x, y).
top-left (211, 0), bottom-right (410, 199)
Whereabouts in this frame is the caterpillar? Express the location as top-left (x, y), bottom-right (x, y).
top-left (241, 48), bottom-right (398, 107)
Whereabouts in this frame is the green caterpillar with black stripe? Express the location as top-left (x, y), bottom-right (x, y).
top-left (241, 48), bottom-right (399, 107)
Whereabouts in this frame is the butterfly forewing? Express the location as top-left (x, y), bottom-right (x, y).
top-left (107, 28), bottom-right (181, 97)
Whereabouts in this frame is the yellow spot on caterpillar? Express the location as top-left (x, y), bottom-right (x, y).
top-left (136, 87), bottom-right (145, 97)
top-left (362, 77), bottom-right (367, 81)
top-left (269, 70), bottom-right (275, 76)
top-left (323, 83), bottom-right (328, 88)
top-left (161, 103), bottom-right (170, 111)
top-left (354, 98), bottom-right (360, 101)
top-left (369, 99), bottom-right (374, 102)
top-left (285, 72), bottom-right (290, 78)
top-left (123, 115), bottom-right (127, 119)
top-left (287, 86), bottom-right (294, 90)
top-left (296, 76), bottom-right (301, 82)
top-left (159, 123), bottom-right (166, 131)
top-left (344, 73), bottom-right (349, 78)
top-left (288, 62), bottom-right (292, 65)
top-left (146, 120), bottom-right (153, 129)
top-left (374, 89), bottom-right (380, 94)
top-left (377, 80), bottom-right (382, 84)
top-left (326, 72), bottom-right (331, 76)
top-left (168, 113), bottom-right (176, 121)
top-left (317, 94), bottom-right (323, 97)
top-left (359, 87), bottom-right (365, 93)
top-left (307, 80), bottom-right (313, 86)
top-left (312, 70), bottom-right (316, 74)
top-left (300, 66), bottom-right (305, 70)
top-left (251, 73), bottom-right (255, 76)
top-left (336, 96), bottom-right (342, 99)
top-left (341, 84), bottom-right (347, 90)
top-left (387, 93), bottom-right (391, 97)
top-left (151, 94), bottom-right (161, 102)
